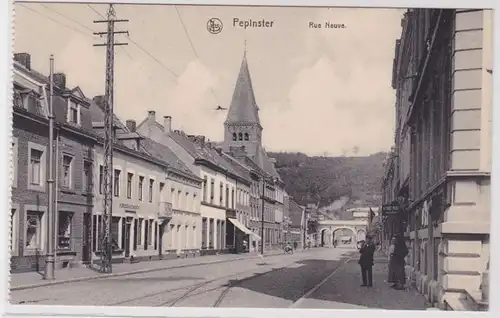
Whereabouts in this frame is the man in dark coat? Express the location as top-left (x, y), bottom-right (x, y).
top-left (358, 235), bottom-right (376, 287)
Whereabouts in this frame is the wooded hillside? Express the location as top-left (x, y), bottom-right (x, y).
top-left (268, 151), bottom-right (387, 208)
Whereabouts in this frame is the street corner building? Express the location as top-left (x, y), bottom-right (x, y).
top-left (11, 53), bottom-right (98, 272)
top-left (381, 9), bottom-right (492, 311)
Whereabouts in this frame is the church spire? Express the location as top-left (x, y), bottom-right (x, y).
top-left (224, 47), bottom-right (261, 127)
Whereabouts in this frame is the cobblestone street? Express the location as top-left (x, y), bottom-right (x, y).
top-left (10, 248), bottom-right (428, 309)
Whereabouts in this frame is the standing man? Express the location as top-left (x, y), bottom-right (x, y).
top-left (358, 235), bottom-right (376, 287)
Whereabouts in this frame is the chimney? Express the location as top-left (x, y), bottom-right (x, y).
top-left (148, 110), bottom-right (156, 122)
top-left (126, 120), bottom-right (136, 132)
top-left (14, 53), bottom-right (31, 70)
top-left (163, 116), bottom-right (171, 134)
top-left (93, 95), bottom-right (106, 109)
top-left (53, 73), bottom-right (66, 89)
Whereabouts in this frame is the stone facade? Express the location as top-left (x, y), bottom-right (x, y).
top-left (382, 9), bottom-right (492, 309)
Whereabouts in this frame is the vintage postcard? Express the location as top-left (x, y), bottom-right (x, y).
top-left (6, 0), bottom-right (494, 316)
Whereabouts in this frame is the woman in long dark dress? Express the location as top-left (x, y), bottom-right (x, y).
top-left (392, 235), bottom-right (409, 290)
top-left (387, 236), bottom-right (397, 284)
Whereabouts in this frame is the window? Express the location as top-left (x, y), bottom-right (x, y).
top-left (220, 182), bottom-right (224, 205)
top-left (26, 211), bottom-right (43, 249)
top-left (203, 176), bottom-right (208, 202)
top-left (29, 148), bottom-right (43, 186)
top-left (144, 220), bottom-right (149, 250)
top-left (232, 133), bottom-right (237, 141)
top-left (210, 178), bottom-right (215, 204)
top-left (244, 133), bottom-right (249, 141)
top-left (159, 182), bottom-right (165, 201)
top-left (99, 165), bottom-right (104, 194)
top-left (238, 133), bottom-right (243, 141)
top-left (171, 188), bottom-right (176, 208)
top-left (137, 218), bottom-right (143, 246)
top-left (193, 193), bottom-right (197, 212)
top-left (185, 192), bottom-right (189, 210)
top-left (62, 155), bottom-right (73, 188)
top-left (226, 186), bottom-right (230, 208)
top-left (83, 161), bottom-right (92, 193)
top-left (68, 100), bottom-right (79, 124)
top-left (138, 176), bottom-right (144, 201)
top-left (57, 211), bottom-right (73, 250)
top-left (148, 221), bottom-right (153, 246)
top-left (154, 221), bottom-right (158, 250)
top-left (111, 217), bottom-right (120, 250)
top-left (232, 189), bottom-right (235, 209)
top-left (10, 208), bottom-right (17, 254)
top-left (149, 179), bottom-right (154, 202)
top-left (127, 173), bottom-right (133, 199)
top-left (11, 138), bottom-right (18, 187)
top-left (113, 169), bottom-right (121, 197)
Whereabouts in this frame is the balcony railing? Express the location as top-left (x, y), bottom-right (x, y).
top-left (158, 201), bottom-right (173, 219)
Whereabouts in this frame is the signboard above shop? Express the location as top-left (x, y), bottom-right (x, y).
top-left (381, 201), bottom-right (400, 216)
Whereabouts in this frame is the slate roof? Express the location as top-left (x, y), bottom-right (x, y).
top-left (140, 137), bottom-right (199, 179)
top-left (13, 61), bottom-right (96, 137)
top-left (219, 151), bottom-right (252, 185)
top-left (168, 130), bottom-right (248, 183)
top-left (225, 52), bottom-right (261, 126)
top-left (88, 102), bottom-right (199, 181)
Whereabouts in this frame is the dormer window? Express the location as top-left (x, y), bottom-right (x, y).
top-left (68, 100), bottom-right (80, 125)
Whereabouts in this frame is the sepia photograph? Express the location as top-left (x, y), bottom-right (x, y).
top-left (6, 0), bottom-right (493, 313)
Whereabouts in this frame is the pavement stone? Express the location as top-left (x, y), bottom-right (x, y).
top-left (10, 249), bottom-right (291, 291)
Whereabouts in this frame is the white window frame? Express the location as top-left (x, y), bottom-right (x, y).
top-left (11, 137), bottom-right (18, 188)
top-left (61, 154), bottom-right (74, 189)
top-left (57, 211), bottom-right (73, 250)
top-left (24, 205), bottom-right (47, 255)
top-left (10, 204), bottom-right (19, 256)
top-left (148, 177), bottom-right (155, 203)
top-left (67, 99), bottom-right (81, 125)
top-left (82, 160), bottom-right (92, 193)
top-left (138, 175), bottom-right (145, 201)
top-left (27, 142), bottom-right (46, 192)
top-left (113, 168), bottom-right (121, 197)
top-left (127, 172), bottom-right (134, 199)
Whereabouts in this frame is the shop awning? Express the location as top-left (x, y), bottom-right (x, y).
top-left (228, 218), bottom-right (253, 235)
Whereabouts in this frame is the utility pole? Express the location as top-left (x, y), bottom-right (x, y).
top-left (44, 55), bottom-right (55, 280)
top-left (93, 4), bottom-right (128, 273)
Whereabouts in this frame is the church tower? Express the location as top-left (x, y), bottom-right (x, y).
top-left (223, 49), bottom-right (263, 158)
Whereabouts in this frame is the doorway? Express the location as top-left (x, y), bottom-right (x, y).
top-left (124, 218), bottom-right (132, 257)
top-left (82, 213), bottom-right (92, 263)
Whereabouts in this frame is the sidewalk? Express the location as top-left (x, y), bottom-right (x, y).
top-left (296, 251), bottom-right (428, 310)
top-left (10, 250), bottom-right (287, 291)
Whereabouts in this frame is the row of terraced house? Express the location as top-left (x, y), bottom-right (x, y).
top-left (10, 51), bottom-right (306, 273)
top-left (380, 9), bottom-right (491, 310)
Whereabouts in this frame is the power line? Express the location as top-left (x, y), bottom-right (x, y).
top-left (88, 4), bottom-right (178, 79)
top-left (40, 3), bottom-right (96, 34)
top-left (17, 4), bottom-right (94, 39)
top-left (175, 6), bottom-right (219, 105)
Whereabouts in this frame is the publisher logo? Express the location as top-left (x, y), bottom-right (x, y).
top-left (207, 18), bottom-right (223, 34)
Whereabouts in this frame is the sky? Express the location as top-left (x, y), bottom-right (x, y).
top-left (14, 3), bottom-right (404, 157)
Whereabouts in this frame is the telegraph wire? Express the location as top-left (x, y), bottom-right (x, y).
top-left (175, 5), bottom-right (220, 106)
top-left (40, 3), bottom-right (96, 34)
top-left (88, 4), bottom-right (178, 79)
top-left (17, 4), bottom-right (94, 39)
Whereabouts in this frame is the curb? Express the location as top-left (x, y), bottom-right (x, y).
top-left (10, 251), bottom-right (287, 291)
